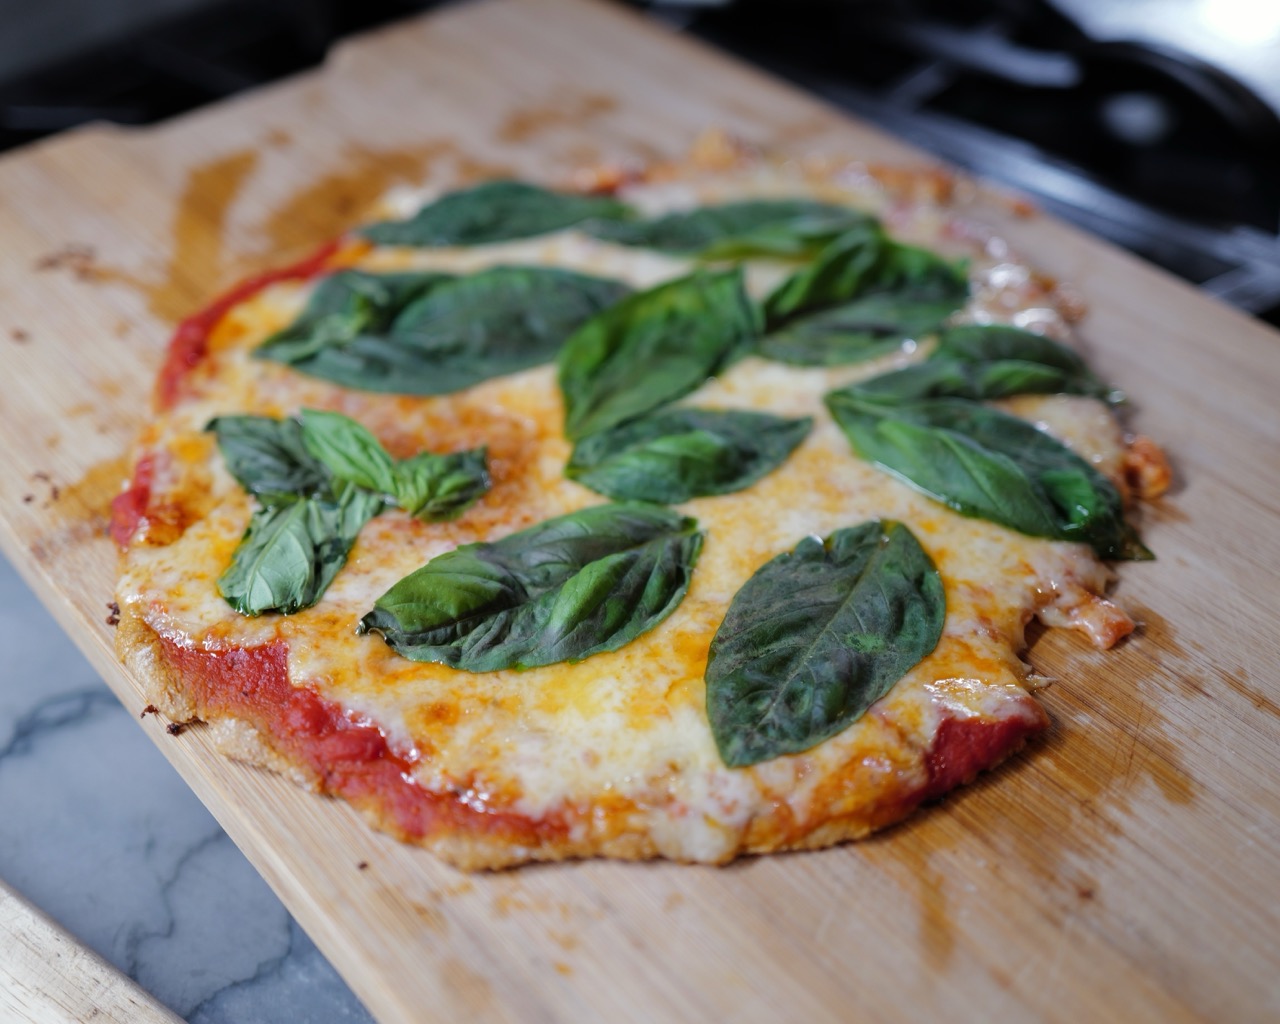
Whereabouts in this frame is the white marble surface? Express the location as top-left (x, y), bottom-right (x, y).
top-left (0, 554), bottom-right (375, 1023)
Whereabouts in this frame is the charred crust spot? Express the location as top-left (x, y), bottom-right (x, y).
top-left (166, 721), bottom-right (186, 736)
top-left (105, 601), bottom-right (121, 626)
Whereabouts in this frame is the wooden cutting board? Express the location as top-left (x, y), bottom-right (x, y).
top-left (3, 0), bottom-right (1279, 1019)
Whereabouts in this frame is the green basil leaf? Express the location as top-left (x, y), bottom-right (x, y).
top-left (762, 222), bottom-right (887, 323)
top-left (359, 503), bottom-right (703, 670)
top-left (393, 448), bottom-right (490, 521)
top-left (587, 200), bottom-right (869, 258)
top-left (758, 293), bottom-right (964, 367)
top-left (759, 227), bottom-right (969, 366)
top-left (559, 268), bottom-right (762, 440)
top-left (257, 266), bottom-right (629, 396)
top-left (218, 484), bottom-right (384, 616)
top-left (255, 270), bottom-right (451, 365)
top-left (299, 408), bottom-right (398, 496)
top-left (206, 415), bottom-right (330, 503)
top-left (930, 324), bottom-right (1117, 402)
top-left (706, 520), bottom-right (944, 767)
top-left (825, 391), bottom-right (1148, 560)
top-left (359, 180), bottom-right (634, 247)
top-left (566, 408), bottom-right (811, 503)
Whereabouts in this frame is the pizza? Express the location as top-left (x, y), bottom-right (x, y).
top-left (110, 133), bottom-right (1170, 870)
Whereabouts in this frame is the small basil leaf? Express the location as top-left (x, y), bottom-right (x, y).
top-left (763, 222), bottom-right (886, 324)
top-left (566, 408), bottom-right (812, 503)
top-left (760, 228), bottom-right (969, 365)
top-left (359, 180), bottom-right (634, 247)
top-left (359, 503), bottom-right (703, 671)
top-left (931, 324), bottom-right (1117, 402)
top-left (255, 271), bottom-right (451, 365)
top-left (206, 415), bottom-right (330, 503)
top-left (559, 268), bottom-right (762, 440)
top-left (825, 391), bottom-right (1145, 560)
top-left (218, 484), bottom-right (384, 616)
top-left (706, 520), bottom-right (944, 767)
top-left (258, 266), bottom-right (628, 396)
top-left (393, 448), bottom-right (490, 521)
top-left (758, 292), bottom-right (963, 367)
top-left (588, 200), bottom-right (870, 259)
top-left (299, 408), bottom-right (398, 496)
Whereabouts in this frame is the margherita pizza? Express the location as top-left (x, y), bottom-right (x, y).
top-left (111, 134), bottom-right (1169, 869)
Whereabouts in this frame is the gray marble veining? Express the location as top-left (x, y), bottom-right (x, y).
top-left (0, 555), bottom-right (375, 1023)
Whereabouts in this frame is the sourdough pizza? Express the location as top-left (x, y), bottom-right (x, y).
top-left (111, 135), bottom-right (1169, 869)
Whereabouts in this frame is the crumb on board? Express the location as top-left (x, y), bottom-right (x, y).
top-left (106, 601), bottom-right (121, 626)
top-left (11, 328), bottom-right (29, 342)
top-left (141, 704), bottom-right (159, 718)
top-left (166, 721), bottom-right (186, 736)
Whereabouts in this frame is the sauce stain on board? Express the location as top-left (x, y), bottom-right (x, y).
top-left (40, 138), bottom-right (500, 326)
top-left (499, 92), bottom-right (618, 143)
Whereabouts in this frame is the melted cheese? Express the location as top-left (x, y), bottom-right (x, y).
top-left (118, 164), bottom-right (1133, 865)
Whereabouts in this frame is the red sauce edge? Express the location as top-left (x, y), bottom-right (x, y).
top-left (155, 238), bottom-right (343, 410)
top-left (110, 453), bottom-right (156, 548)
top-left (919, 707), bottom-right (1046, 803)
top-left (153, 633), bottom-right (566, 848)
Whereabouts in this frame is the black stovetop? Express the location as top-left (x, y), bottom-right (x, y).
top-left (4, 0), bottom-right (1278, 325)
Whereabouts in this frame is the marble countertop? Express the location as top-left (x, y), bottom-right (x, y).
top-left (0, 554), bottom-right (375, 1023)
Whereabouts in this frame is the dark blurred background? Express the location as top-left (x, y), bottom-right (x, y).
top-left (2, 0), bottom-right (1278, 325)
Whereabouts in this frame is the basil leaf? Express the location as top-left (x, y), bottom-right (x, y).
top-left (299, 408), bottom-right (398, 496)
top-left (930, 324), bottom-right (1117, 402)
top-left (566, 408), bottom-right (811, 503)
top-left (825, 391), bottom-right (1149, 560)
top-left (255, 271), bottom-right (451, 365)
top-left (359, 180), bottom-right (634, 247)
top-left (559, 269), bottom-right (761, 440)
top-left (759, 227), bottom-right (969, 366)
top-left (588, 200), bottom-right (869, 259)
top-left (207, 415), bottom-right (330, 503)
top-left (393, 448), bottom-right (490, 521)
top-left (359, 503), bottom-right (703, 671)
top-left (706, 520), bottom-right (944, 767)
top-left (218, 484), bottom-right (384, 616)
top-left (257, 266), bottom-right (628, 396)
top-left (758, 293), bottom-right (963, 367)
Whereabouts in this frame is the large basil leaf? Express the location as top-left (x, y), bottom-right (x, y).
top-left (359, 180), bottom-right (634, 247)
top-left (825, 390), bottom-right (1149, 560)
top-left (559, 269), bottom-right (761, 440)
top-left (566, 408), bottom-right (811, 503)
top-left (218, 484), bottom-right (384, 616)
top-left (207, 415), bottom-right (330, 503)
top-left (257, 266), bottom-right (628, 395)
top-left (706, 520), bottom-right (944, 767)
top-left (359, 503), bottom-right (703, 671)
top-left (393, 448), bottom-right (491, 521)
top-left (587, 199), bottom-right (870, 259)
top-left (759, 227), bottom-right (969, 366)
top-left (255, 271), bottom-right (450, 365)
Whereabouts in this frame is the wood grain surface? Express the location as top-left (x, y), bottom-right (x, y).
top-left (0, 879), bottom-right (182, 1024)
top-left (2, 0), bottom-right (1279, 1020)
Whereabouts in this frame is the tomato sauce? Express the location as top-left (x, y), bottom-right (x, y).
top-left (154, 633), bottom-right (567, 848)
top-left (155, 238), bottom-right (344, 409)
